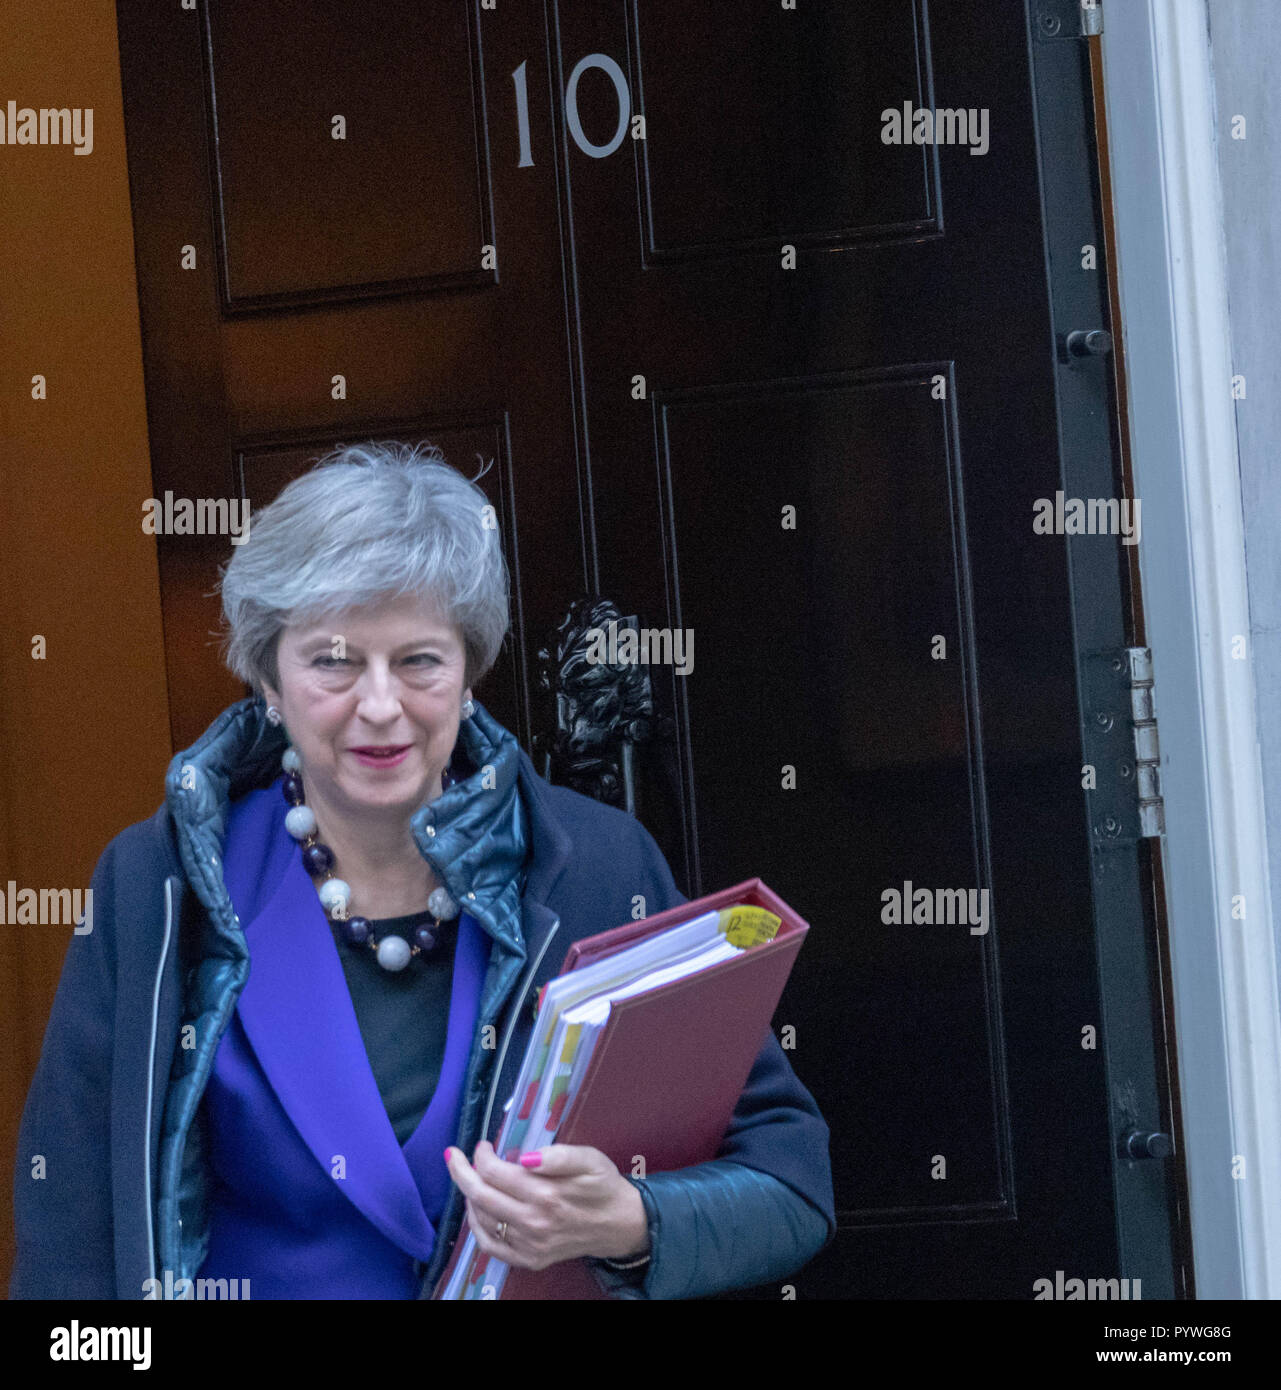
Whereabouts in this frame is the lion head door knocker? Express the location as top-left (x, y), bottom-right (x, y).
top-left (533, 596), bottom-right (662, 813)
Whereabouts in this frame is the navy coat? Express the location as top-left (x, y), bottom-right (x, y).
top-left (10, 697), bottom-right (835, 1299)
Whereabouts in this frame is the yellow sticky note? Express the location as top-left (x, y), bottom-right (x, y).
top-left (718, 905), bottom-right (782, 949)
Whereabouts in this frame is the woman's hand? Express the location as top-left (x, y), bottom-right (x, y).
top-left (444, 1141), bottom-right (650, 1271)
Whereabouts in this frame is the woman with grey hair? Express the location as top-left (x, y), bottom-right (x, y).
top-left (10, 441), bottom-right (835, 1300)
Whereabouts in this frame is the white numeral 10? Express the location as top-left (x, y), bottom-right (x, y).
top-left (512, 53), bottom-right (631, 167)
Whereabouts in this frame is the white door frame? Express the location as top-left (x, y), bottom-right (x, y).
top-left (1097, 0), bottom-right (1281, 1298)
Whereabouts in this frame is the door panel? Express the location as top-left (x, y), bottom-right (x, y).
top-left (651, 377), bottom-right (1007, 1219)
top-left (205, 1), bottom-right (488, 307)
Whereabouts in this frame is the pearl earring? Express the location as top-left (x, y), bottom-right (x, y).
top-left (461, 698), bottom-right (475, 719)
top-left (265, 705), bottom-right (283, 726)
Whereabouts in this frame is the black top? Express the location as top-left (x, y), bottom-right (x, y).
top-left (330, 909), bottom-right (457, 1147)
top-left (331, 902), bottom-right (650, 1284)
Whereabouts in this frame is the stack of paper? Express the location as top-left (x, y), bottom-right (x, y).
top-left (440, 901), bottom-right (782, 1300)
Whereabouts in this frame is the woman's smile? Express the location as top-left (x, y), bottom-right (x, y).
top-left (348, 744), bottom-right (413, 768)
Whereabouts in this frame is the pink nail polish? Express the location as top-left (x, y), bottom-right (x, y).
top-left (443, 1148), bottom-right (453, 1163)
top-left (520, 1152), bottom-right (542, 1168)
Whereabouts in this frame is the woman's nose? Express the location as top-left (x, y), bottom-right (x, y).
top-left (353, 663), bottom-right (404, 719)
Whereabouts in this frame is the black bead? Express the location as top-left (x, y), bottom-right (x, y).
top-left (302, 842), bottom-right (333, 876)
top-left (282, 773), bottom-right (304, 805)
top-left (342, 915), bottom-right (371, 946)
top-left (413, 923), bottom-right (439, 954)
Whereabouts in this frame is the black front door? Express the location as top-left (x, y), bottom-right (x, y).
top-left (117, 0), bottom-right (1183, 1297)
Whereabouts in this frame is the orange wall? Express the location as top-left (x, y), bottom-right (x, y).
top-left (0, 1), bottom-right (172, 1289)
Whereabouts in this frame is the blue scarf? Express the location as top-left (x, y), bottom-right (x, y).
top-left (196, 713), bottom-right (527, 1298)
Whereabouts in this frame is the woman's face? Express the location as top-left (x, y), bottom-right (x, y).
top-left (262, 591), bottom-right (471, 825)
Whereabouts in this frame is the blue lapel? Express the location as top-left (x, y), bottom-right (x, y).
top-left (223, 784), bottom-right (489, 1261)
top-left (237, 855), bottom-right (404, 1258)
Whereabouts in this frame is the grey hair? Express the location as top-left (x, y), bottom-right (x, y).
top-left (218, 441), bottom-right (509, 695)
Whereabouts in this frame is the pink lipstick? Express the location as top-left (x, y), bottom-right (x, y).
top-left (350, 745), bottom-right (411, 768)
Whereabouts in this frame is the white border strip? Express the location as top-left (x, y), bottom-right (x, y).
top-left (1100, 0), bottom-right (1281, 1298)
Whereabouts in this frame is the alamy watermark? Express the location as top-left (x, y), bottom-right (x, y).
top-left (1034, 1270), bottom-right (1141, 1300)
top-left (142, 1269), bottom-right (251, 1299)
top-left (881, 101), bottom-right (989, 156)
top-left (142, 492), bottom-right (251, 544)
top-left (584, 620), bottom-right (694, 676)
top-left (50, 1323), bottom-right (149, 1370)
top-left (880, 882), bottom-right (989, 935)
top-left (1033, 491), bottom-right (1141, 546)
top-left (1, 101), bottom-right (93, 155)
top-left (0, 882), bottom-right (91, 933)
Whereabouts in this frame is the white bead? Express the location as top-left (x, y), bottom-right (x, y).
top-left (284, 805), bottom-right (317, 840)
top-left (281, 747), bottom-right (302, 773)
top-left (428, 886), bottom-right (460, 920)
top-left (318, 878), bottom-right (350, 916)
top-left (376, 935), bottom-right (412, 971)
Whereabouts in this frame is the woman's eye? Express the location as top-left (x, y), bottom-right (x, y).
top-left (309, 653), bottom-right (438, 669)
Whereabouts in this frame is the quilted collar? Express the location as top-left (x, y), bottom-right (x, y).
top-left (163, 696), bottom-right (529, 957)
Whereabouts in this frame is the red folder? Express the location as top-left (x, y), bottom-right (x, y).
top-left (431, 878), bottom-right (809, 1299)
